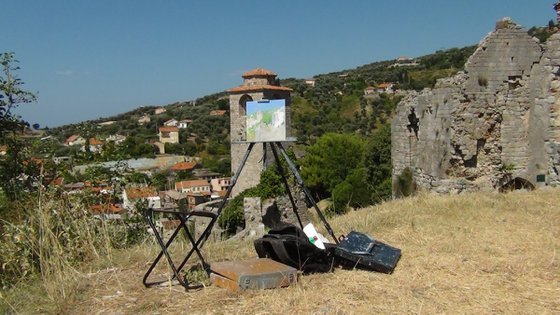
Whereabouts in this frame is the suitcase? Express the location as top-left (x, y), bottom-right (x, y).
top-left (334, 231), bottom-right (401, 274)
top-left (209, 258), bottom-right (298, 292)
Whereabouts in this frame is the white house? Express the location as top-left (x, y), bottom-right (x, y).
top-left (305, 79), bottom-right (316, 87)
top-left (177, 119), bottom-right (192, 129)
top-left (175, 180), bottom-right (211, 195)
top-left (158, 126), bottom-right (179, 144)
top-left (155, 107), bottom-right (167, 115)
top-left (138, 115), bottom-right (151, 125)
top-left (211, 177), bottom-right (231, 194)
top-left (163, 119), bottom-right (178, 127)
top-left (64, 135), bottom-right (86, 146)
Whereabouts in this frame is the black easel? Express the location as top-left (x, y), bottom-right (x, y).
top-left (143, 140), bottom-right (339, 290)
top-left (199, 141), bottom-right (339, 246)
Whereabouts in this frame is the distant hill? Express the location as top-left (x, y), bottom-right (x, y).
top-left (45, 24), bottom-right (555, 157)
top-left (46, 45), bottom-right (476, 148)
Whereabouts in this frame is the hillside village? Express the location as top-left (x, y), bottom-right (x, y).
top-left (2, 19), bottom-right (557, 233)
top-left (6, 57), bottom-right (434, 226)
top-left (41, 105), bottom-right (233, 223)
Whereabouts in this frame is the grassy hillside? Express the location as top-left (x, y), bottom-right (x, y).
top-left (3, 188), bottom-right (558, 313)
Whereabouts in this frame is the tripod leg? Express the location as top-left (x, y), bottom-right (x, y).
top-left (196, 142), bottom-right (255, 248)
top-left (275, 142), bottom-right (339, 244)
top-left (270, 142), bottom-right (304, 229)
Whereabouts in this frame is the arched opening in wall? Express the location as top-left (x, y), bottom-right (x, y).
top-left (406, 108), bottom-right (419, 139)
top-left (500, 177), bottom-right (535, 192)
top-left (239, 94), bottom-right (253, 116)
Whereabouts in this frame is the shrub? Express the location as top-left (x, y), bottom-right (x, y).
top-left (0, 188), bottom-right (147, 292)
top-left (218, 167), bottom-right (285, 235)
top-left (393, 167), bottom-right (416, 198)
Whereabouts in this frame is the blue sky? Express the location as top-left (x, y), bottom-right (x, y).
top-left (2, 0), bottom-right (556, 127)
top-left (247, 100), bottom-right (285, 116)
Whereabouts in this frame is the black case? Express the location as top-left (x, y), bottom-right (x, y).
top-left (334, 231), bottom-right (401, 274)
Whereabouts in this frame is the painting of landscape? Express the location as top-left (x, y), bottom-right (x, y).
top-left (245, 99), bottom-right (286, 142)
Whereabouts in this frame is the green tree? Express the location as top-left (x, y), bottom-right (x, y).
top-left (202, 156), bottom-right (231, 176)
top-left (0, 52), bottom-right (37, 201)
top-left (0, 52), bottom-right (36, 137)
top-left (151, 171), bottom-right (170, 191)
top-left (77, 122), bottom-right (95, 161)
top-left (331, 167), bottom-right (372, 214)
top-left (126, 172), bottom-right (150, 184)
top-left (300, 133), bottom-right (365, 198)
top-left (218, 167), bottom-right (285, 234)
top-left (216, 98), bottom-right (228, 110)
top-left (364, 123), bottom-right (392, 203)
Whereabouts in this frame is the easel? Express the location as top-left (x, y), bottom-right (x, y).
top-left (213, 141), bottom-right (338, 243)
top-left (143, 140), bottom-right (339, 290)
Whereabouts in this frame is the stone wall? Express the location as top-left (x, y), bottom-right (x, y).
top-left (392, 19), bottom-right (560, 194)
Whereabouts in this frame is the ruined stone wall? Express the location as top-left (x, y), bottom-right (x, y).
top-left (392, 19), bottom-right (560, 194)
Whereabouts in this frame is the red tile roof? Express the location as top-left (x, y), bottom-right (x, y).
top-left (175, 180), bottom-right (210, 190)
top-left (89, 138), bottom-right (103, 146)
top-left (159, 126), bottom-right (179, 132)
top-left (209, 110), bottom-right (227, 116)
top-left (378, 82), bottom-right (394, 89)
top-left (125, 187), bottom-right (158, 199)
top-left (242, 68), bottom-right (276, 78)
top-left (228, 84), bottom-right (292, 93)
top-left (91, 204), bottom-right (123, 214)
top-left (64, 134), bottom-right (80, 145)
top-left (171, 161), bottom-right (197, 171)
top-left (215, 190), bottom-right (227, 198)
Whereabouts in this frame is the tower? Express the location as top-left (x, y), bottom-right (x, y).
top-left (228, 68), bottom-right (292, 196)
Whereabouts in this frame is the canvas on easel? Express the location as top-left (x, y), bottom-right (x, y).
top-left (246, 99), bottom-right (286, 142)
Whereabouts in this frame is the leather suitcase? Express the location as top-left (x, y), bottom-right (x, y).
top-left (334, 231), bottom-right (401, 274)
top-left (209, 258), bottom-right (298, 292)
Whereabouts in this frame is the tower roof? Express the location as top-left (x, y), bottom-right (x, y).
top-left (228, 84), bottom-right (292, 93)
top-left (242, 68), bottom-right (277, 78)
top-left (228, 67), bottom-right (292, 93)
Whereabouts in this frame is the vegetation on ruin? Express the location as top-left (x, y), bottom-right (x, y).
top-left (528, 23), bottom-right (557, 43)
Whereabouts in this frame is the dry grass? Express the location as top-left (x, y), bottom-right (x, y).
top-left (3, 188), bottom-right (560, 314)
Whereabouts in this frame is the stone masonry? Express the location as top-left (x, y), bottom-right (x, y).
top-left (392, 18), bottom-right (560, 194)
top-left (228, 68), bottom-right (292, 196)
top-left (227, 69), bottom-right (313, 230)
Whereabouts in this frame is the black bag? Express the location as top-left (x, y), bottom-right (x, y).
top-left (334, 231), bottom-right (401, 274)
top-left (254, 224), bottom-right (335, 274)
